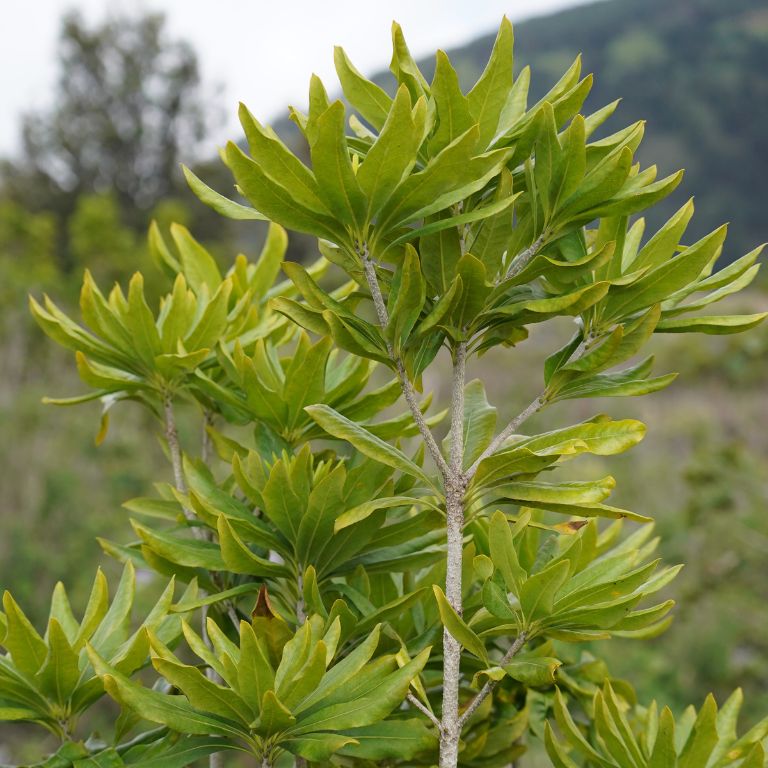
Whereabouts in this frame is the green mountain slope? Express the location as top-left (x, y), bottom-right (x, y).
top-left (437, 0), bottom-right (768, 262)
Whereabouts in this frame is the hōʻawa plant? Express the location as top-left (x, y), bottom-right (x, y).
top-left (8, 15), bottom-right (766, 768)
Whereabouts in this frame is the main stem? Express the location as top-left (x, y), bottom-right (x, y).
top-left (441, 342), bottom-right (467, 768)
top-left (359, 243), bottom-right (472, 768)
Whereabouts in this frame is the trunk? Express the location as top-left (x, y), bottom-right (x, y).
top-left (440, 487), bottom-right (465, 768)
top-left (440, 342), bottom-right (467, 768)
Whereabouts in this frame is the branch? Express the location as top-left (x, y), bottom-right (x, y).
top-left (458, 632), bottom-right (527, 728)
top-left (407, 692), bottom-right (443, 732)
top-left (163, 395), bottom-right (188, 497)
top-left (464, 396), bottom-right (542, 480)
top-left (449, 342), bottom-right (467, 479)
top-left (358, 244), bottom-right (450, 478)
top-left (201, 409), bottom-right (214, 467)
top-left (499, 231), bottom-right (546, 285)
top-left (464, 335), bottom-right (591, 480)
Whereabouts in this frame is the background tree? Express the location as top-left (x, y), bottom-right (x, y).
top-left (0, 10), bottom-right (226, 271)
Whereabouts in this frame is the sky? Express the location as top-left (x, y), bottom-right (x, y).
top-left (0, 0), bottom-right (589, 159)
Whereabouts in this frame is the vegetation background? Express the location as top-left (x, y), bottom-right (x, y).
top-left (2, 0), bottom-right (767, 760)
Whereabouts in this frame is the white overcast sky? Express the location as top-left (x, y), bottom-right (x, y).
top-left (0, 0), bottom-right (589, 159)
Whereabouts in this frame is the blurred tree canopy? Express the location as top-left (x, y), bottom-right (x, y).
top-left (0, 10), bottom-right (227, 274)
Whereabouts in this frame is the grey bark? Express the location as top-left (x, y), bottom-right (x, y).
top-left (439, 342), bottom-right (468, 768)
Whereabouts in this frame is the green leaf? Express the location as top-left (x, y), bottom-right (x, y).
top-left (519, 418), bottom-right (647, 457)
top-left (386, 244), bottom-right (426, 352)
top-left (226, 142), bottom-right (349, 245)
top-left (297, 465), bottom-right (346, 568)
top-left (334, 47), bottom-right (393, 131)
top-left (170, 224), bottom-right (222, 293)
top-left (2, 592), bottom-right (48, 678)
top-left (217, 516), bottom-right (289, 579)
top-left (554, 145), bottom-right (632, 226)
top-left (122, 498), bottom-right (181, 521)
top-left (648, 706), bottom-right (678, 768)
top-left (433, 585), bottom-right (488, 665)
top-left (152, 657), bottom-right (253, 726)
top-left (73, 569), bottom-right (110, 652)
top-left (305, 405), bottom-right (439, 492)
top-left (357, 86), bottom-right (422, 220)
top-left (182, 165), bottom-right (266, 220)
top-left (470, 167), bottom-right (516, 277)
top-left (520, 560), bottom-right (569, 623)
top-left (586, 170), bottom-right (683, 221)
top-left (283, 733), bottom-right (360, 761)
top-left (610, 615), bottom-right (674, 640)
top-left (312, 101), bottom-right (368, 231)
top-left (168, 583), bottom-right (259, 614)
top-left (489, 510), bottom-right (528, 598)
top-left (678, 694), bottom-right (719, 768)
top-left (393, 193), bottom-right (517, 248)
top-left (630, 199), bottom-right (694, 273)
top-left (545, 721), bottom-right (582, 768)
top-left (284, 335), bottom-right (333, 430)
top-left (125, 736), bottom-right (246, 768)
top-left (132, 521), bottom-right (226, 571)
top-left (534, 103), bottom-right (560, 222)
top-left (453, 254), bottom-right (491, 330)
top-left (550, 115), bottom-right (586, 215)
top-left (610, 600), bottom-right (674, 631)
top-left (291, 646), bottom-right (430, 734)
top-left (552, 373), bottom-right (677, 402)
top-left (338, 718), bottom-right (439, 760)
top-left (335, 496), bottom-right (441, 533)
top-left (428, 50), bottom-right (476, 156)
top-left (468, 17), bottom-right (515, 149)
top-left (503, 657), bottom-right (562, 686)
top-left (355, 589), bottom-right (428, 637)
top-left (604, 224), bottom-right (728, 322)
top-left (238, 104), bottom-right (329, 216)
top-left (389, 23), bottom-right (431, 103)
top-left (655, 314), bottom-right (767, 335)
top-left (89, 647), bottom-right (248, 739)
top-left (34, 618), bottom-right (80, 704)
top-left (374, 125), bottom-right (480, 236)
top-left (251, 690), bottom-right (296, 737)
top-left (294, 625), bottom-right (381, 716)
top-left (260, 460), bottom-right (303, 544)
top-left (49, 583), bottom-right (79, 644)
top-left (148, 220), bottom-right (182, 278)
top-left (185, 279), bottom-right (232, 352)
top-left (493, 477), bottom-right (615, 507)
top-left (237, 621), bottom-right (275, 717)
top-left (419, 211), bottom-right (462, 295)
top-left (124, 273), bottom-right (162, 367)
top-left (554, 687), bottom-right (615, 768)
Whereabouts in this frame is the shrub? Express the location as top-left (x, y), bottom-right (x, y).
top-left (8, 15), bottom-right (766, 768)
